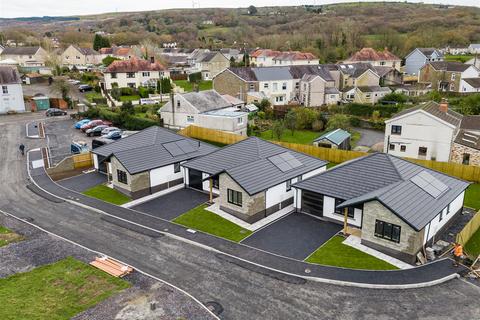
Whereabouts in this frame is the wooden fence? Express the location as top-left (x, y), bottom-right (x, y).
top-left (179, 125), bottom-right (480, 183)
top-left (457, 211), bottom-right (480, 251)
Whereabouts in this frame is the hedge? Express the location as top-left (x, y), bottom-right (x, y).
top-left (79, 107), bottom-right (158, 131)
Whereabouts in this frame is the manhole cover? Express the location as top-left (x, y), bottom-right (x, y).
top-left (204, 301), bottom-right (224, 316)
top-left (304, 268), bottom-right (311, 274)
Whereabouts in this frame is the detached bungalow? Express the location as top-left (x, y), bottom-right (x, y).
top-left (91, 126), bottom-right (217, 199)
top-left (182, 137), bottom-right (327, 223)
top-left (293, 153), bottom-right (470, 263)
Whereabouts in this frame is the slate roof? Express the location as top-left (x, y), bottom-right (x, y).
top-left (290, 65), bottom-right (334, 81)
top-left (338, 63), bottom-right (377, 78)
top-left (0, 66), bottom-right (21, 84)
top-left (462, 78), bottom-right (480, 88)
top-left (314, 129), bottom-right (350, 145)
top-left (357, 86), bottom-right (391, 93)
top-left (2, 46), bottom-right (40, 55)
top-left (390, 101), bottom-right (463, 127)
top-left (417, 48), bottom-right (443, 58)
top-left (252, 67), bottom-right (293, 81)
top-left (454, 130), bottom-right (480, 150)
top-left (228, 67), bottom-right (257, 81)
top-left (345, 48), bottom-right (401, 62)
top-left (294, 153), bottom-right (470, 231)
top-left (428, 61), bottom-right (471, 72)
top-left (105, 57), bottom-right (166, 73)
top-left (461, 115), bottom-right (480, 130)
top-left (72, 45), bottom-right (99, 56)
top-left (227, 64), bottom-right (334, 82)
top-left (173, 90), bottom-right (233, 113)
top-left (182, 137), bottom-right (328, 195)
top-left (92, 126), bottom-right (217, 174)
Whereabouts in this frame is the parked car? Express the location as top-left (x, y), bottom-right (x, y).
top-left (101, 127), bottom-right (121, 135)
top-left (79, 84), bottom-right (93, 92)
top-left (45, 108), bottom-right (67, 117)
top-left (71, 141), bottom-right (89, 154)
top-left (86, 125), bottom-right (109, 137)
top-left (74, 119), bottom-right (91, 129)
top-left (104, 131), bottom-right (122, 140)
top-left (68, 79), bottom-right (81, 85)
top-left (80, 120), bottom-right (111, 132)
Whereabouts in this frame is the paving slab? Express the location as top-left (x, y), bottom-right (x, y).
top-left (241, 213), bottom-right (342, 260)
top-left (58, 172), bottom-right (107, 193)
top-left (131, 188), bottom-right (210, 221)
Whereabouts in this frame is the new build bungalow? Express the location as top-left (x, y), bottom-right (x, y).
top-left (293, 153), bottom-right (469, 263)
top-left (182, 137), bottom-right (327, 223)
top-left (91, 126), bottom-right (217, 199)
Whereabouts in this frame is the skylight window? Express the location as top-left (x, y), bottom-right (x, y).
top-left (410, 171), bottom-right (448, 198)
top-left (163, 140), bottom-right (198, 157)
top-left (268, 152), bottom-right (303, 172)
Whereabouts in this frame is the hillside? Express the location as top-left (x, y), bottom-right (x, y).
top-left (1, 2), bottom-right (480, 62)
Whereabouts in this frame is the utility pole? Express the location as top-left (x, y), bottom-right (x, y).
top-left (170, 91), bottom-right (175, 128)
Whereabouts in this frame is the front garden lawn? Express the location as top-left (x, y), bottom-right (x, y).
top-left (0, 257), bottom-right (130, 320)
top-left (306, 235), bottom-right (398, 270)
top-left (258, 129), bottom-right (323, 145)
top-left (83, 185), bottom-right (131, 205)
top-left (119, 95), bottom-right (141, 102)
top-left (464, 183), bottom-right (480, 211)
top-left (85, 92), bottom-right (103, 102)
top-left (465, 227), bottom-right (480, 258)
top-left (173, 204), bottom-right (252, 242)
top-left (445, 54), bottom-right (474, 63)
top-left (0, 225), bottom-right (24, 247)
top-left (173, 80), bottom-right (213, 92)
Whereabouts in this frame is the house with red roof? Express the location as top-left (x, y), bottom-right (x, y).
top-left (250, 49), bottom-right (319, 67)
top-left (344, 48), bottom-right (401, 71)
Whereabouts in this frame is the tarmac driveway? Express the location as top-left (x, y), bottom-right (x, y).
top-left (353, 128), bottom-right (384, 148)
top-left (241, 212), bottom-right (342, 260)
top-left (58, 172), bottom-right (107, 192)
top-left (131, 188), bottom-right (210, 221)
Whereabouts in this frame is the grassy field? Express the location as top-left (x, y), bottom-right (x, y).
top-left (173, 80), bottom-right (213, 92)
top-left (119, 95), bottom-right (141, 102)
top-left (0, 257), bottom-right (130, 320)
top-left (445, 54), bottom-right (474, 63)
top-left (258, 129), bottom-right (323, 145)
top-left (0, 225), bottom-right (24, 247)
top-left (173, 204), bottom-right (252, 242)
top-left (83, 185), bottom-right (131, 205)
top-left (464, 184), bottom-right (480, 211)
top-left (306, 235), bottom-right (398, 270)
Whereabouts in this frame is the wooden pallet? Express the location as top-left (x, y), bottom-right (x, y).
top-left (90, 257), bottom-right (133, 278)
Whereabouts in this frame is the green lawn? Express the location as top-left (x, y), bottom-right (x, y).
top-left (258, 129), bottom-right (323, 145)
top-left (326, 162), bottom-right (339, 169)
top-left (465, 227), bottom-right (480, 258)
top-left (0, 225), bottom-right (24, 247)
top-left (85, 92), bottom-right (103, 102)
top-left (0, 257), bottom-right (130, 320)
top-left (119, 95), bottom-right (141, 102)
top-left (173, 204), bottom-right (252, 242)
top-left (306, 235), bottom-right (398, 270)
top-left (83, 185), bottom-right (131, 205)
top-left (445, 54), bottom-right (474, 63)
top-left (173, 80), bottom-right (213, 92)
top-left (464, 183), bottom-right (480, 210)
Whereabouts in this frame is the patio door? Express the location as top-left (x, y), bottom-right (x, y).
top-left (301, 191), bottom-right (323, 217)
top-left (188, 169), bottom-right (203, 191)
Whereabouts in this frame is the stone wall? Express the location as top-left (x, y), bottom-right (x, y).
top-left (213, 70), bottom-right (257, 101)
top-left (361, 200), bottom-right (425, 263)
top-left (450, 142), bottom-right (480, 166)
top-left (219, 173), bottom-right (266, 223)
top-left (111, 156), bottom-right (150, 199)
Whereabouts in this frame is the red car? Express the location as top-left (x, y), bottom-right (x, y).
top-left (80, 120), bottom-right (112, 132)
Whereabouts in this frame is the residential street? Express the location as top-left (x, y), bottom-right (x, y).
top-left (1, 113), bottom-right (480, 319)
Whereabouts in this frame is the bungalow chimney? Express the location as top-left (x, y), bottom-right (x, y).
top-left (439, 99), bottom-right (449, 113)
top-left (150, 56), bottom-right (155, 63)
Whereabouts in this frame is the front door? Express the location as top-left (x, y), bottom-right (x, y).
top-left (188, 169), bottom-right (203, 190)
top-left (301, 190), bottom-right (324, 217)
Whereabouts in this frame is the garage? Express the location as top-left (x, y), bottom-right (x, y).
top-left (188, 169), bottom-right (203, 190)
top-left (301, 190), bottom-right (323, 217)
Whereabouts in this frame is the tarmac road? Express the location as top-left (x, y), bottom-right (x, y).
top-left (1, 113), bottom-right (480, 320)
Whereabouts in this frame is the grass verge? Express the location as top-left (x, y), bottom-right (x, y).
top-left (464, 183), bottom-right (480, 211)
top-left (258, 129), bottom-right (323, 144)
top-left (0, 257), bottom-right (130, 319)
top-left (306, 235), bottom-right (398, 270)
top-left (173, 204), bottom-right (252, 242)
top-left (173, 80), bottom-right (213, 92)
top-left (83, 185), bottom-right (131, 205)
top-left (119, 95), bottom-right (141, 102)
top-left (465, 227), bottom-right (480, 258)
top-left (0, 225), bottom-right (24, 247)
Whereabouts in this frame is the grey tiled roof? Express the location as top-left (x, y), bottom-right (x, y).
top-left (338, 63), bottom-right (376, 78)
top-left (391, 101), bottom-right (463, 127)
top-left (461, 115), bottom-right (480, 130)
top-left (183, 137), bottom-right (328, 195)
top-left (462, 78), bottom-right (480, 88)
top-left (226, 64), bottom-right (334, 82)
top-left (176, 90), bottom-right (233, 113)
top-left (429, 61), bottom-right (471, 72)
top-left (2, 46), bottom-right (40, 55)
top-left (0, 66), bottom-right (21, 84)
top-left (357, 86), bottom-right (391, 93)
top-left (294, 153), bottom-right (470, 231)
top-left (454, 130), bottom-right (480, 150)
top-left (92, 126), bottom-right (217, 174)
top-left (252, 67), bottom-right (293, 81)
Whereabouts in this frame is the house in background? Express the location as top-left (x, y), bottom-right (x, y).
top-left (182, 137), bottom-right (327, 223)
top-left (404, 48), bottom-right (444, 76)
top-left (61, 45), bottom-right (102, 66)
top-left (298, 73), bottom-right (340, 107)
top-left (344, 48), bottom-right (402, 71)
top-left (0, 46), bottom-right (47, 67)
top-left (250, 49), bottom-right (319, 67)
top-left (193, 51), bottom-right (230, 80)
top-left (373, 66), bottom-right (403, 86)
top-left (313, 129), bottom-right (351, 150)
top-left (158, 90), bottom-right (249, 135)
top-left (418, 61), bottom-right (480, 93)
top-left (103, 57), bottom-right (169, 90)
top-left (219, 48), bottom-right (244, 63)
top-left (293, 153), bottom-right (469, 263)
top-left (460, 78), bottom-right (480, 93)
top-left (99, 46), bottom-right (136, 61)
top-left (468, 44), bottom-right (480, 54)
top-left (0, 66), bottom-right (25, 114)
top-left (91, 126), bottom-right (217, 199)
top-left (466, 57), bottom-right (480, 69)
top-left (450, 116), bottom-right (480, 166)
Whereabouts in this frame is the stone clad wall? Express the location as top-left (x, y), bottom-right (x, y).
top-left (111, 156), bottom-right (150, 199)
top-left (213, 70), bottom-right (257, 101)
top-left (450, 142), bottom-right (480, 166)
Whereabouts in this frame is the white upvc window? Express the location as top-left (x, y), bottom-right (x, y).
top-left (237, 117), bottom-right (244, 125)
top-left (2, 86), bottom-right (8, 94)
top-left (186, 115), bottom-right (195, 123)
top-left (142, 71), bottom-right (150, 77)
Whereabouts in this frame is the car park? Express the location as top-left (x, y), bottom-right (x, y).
top-left (103, 130), bottom-right (122, 140)
top-left (78, 84), bottom-right (93, 92)
top-left (80, 120), bottom-right (111, 132)
top-left (101, 127), bottom-right (121, 135)
top-left (86, 125), bottom-right (109, 137)
top-left (45, 108), bottom-right (67, 117)
top-left (74, 119), bottom-right (91, 129)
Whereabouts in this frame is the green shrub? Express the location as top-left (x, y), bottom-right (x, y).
top-left (349, 116), bottom-right (361, 127)
top-left (138, 86), bottom-right (150, 99)
top-left (312, 119), bottom-right (324, 132)
top-left (120, 87), bottom-right (135, 96)
top-left (188, 72), bottom-right (202, 83)
top-left (122, 116), bottom-right (158, 130)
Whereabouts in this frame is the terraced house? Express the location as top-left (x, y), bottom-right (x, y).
top-left (293, 153), bottom-right (469, 263)
top-left (418, 61), bottom-right (480, 93)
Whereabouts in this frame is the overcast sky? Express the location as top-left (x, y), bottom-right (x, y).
top-left (1, 0), bottom-right (479, 18)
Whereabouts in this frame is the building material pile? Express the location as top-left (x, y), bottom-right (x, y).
top-left (90, 256), bottom-right (133, 277)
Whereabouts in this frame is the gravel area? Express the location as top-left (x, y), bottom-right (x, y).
top-left (0, 213), bottom-right (214, 320)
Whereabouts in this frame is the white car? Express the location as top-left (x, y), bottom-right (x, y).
top-left (68, 79), bottom-right (81, 85)
top-left (101, 127), bottom-right (121, 135)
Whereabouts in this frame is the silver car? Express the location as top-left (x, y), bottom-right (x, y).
top-left (101, 127), bottom-right (121, 135)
